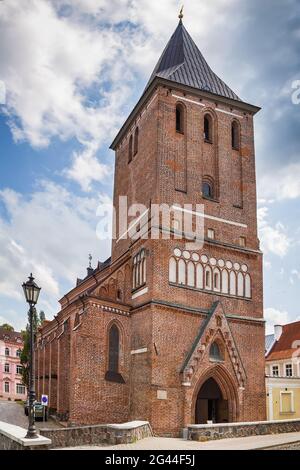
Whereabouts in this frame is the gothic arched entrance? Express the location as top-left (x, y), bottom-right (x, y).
top-left (195, 377), bottom-right (229, 424)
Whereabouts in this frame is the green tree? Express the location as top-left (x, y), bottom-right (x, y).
top-left (20, 310), bottom-right (46, 389)
top-left (0, 323), bottom-right (14, 331)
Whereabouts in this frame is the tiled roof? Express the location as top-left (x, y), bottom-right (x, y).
top-left (267, 349), bottom-right (299, 361)
top-left (266, 321), bottom-right (300, 361)
top-left (0, 328), bottom-right (23, 343)
top-left (146, 20), bottom-right (240, 101)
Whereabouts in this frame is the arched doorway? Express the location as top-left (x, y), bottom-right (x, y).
top-left (195, 378), bottom-right (229, 424)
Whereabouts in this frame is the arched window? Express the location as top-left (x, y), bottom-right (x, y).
top-left (237, 272), bottom-right (244, 297)
top-left (204, 114), bottom-right (213, 142)
top-left (202, 178), bottom-right (214, 199)
top-left (221, 270), bottom-right (229, 294)
top-left (187, 261), bottom-right (195, 287)
top-left (205, 266), bottom-right (212, 290)
top-left (196, 264), bottom-right (203, 289)
top-left (108, 324), bottom-right (120, 373)
top-left (232, 121), bottom-right (240, 150)
top-left (213, 268), bottom-right (221, 292)
top-left (230, 271), bottom-right (236, 296)
top-left (178, 259), bottom-right (186, 285)
top-left (209, 342), bottom-right (223, 361)
top-left (133, 249), bottom-right (146, 290)
top-left (16, 349), bottom-right (22, 358)
top-left (128, 135), bottom-right (133, 163)
top-left (169, 257), bottom-right (177, 283)
top-left (245, 274), bottom-right (251, 298)
top-left (134, 127), bottom-right (139, 156)
top-left (5, 347), bottom-right (9, 357)
top-left (176, 104), bottom-right (184, 133)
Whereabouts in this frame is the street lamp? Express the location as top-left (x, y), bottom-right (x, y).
top-left (22, 273), bottom-right (41, 439)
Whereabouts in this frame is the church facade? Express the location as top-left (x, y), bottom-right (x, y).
top-left (35, 18), bottom-right (266, 435)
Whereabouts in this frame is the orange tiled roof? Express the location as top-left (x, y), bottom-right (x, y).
top-left (267, 348), bottom-right (300, 361)
top-left (266, 320), bottom-right (300, 361)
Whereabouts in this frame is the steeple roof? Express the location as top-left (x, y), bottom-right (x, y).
top-left (146, 20), bottom-right (240, 102)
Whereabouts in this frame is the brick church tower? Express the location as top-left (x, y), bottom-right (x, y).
top-left (36, 16), bottom-right (266, 435)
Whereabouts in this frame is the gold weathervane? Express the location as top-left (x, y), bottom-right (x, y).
top-left (179, 5), bottom-right (184, 20)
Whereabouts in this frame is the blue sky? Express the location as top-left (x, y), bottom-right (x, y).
top-left (0, 0), bottom-right (299, 333)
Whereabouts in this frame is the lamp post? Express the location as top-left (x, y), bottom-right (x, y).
top-left (22, 273), bottom-right (41, 439)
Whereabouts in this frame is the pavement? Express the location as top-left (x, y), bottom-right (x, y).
top-left (0, 399), bottom-right (61, 430)
top-left (60, 432), bottom-right (300, 450)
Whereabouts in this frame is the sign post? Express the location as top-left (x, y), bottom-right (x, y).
top-left (41, 394), bottom-right (48, 423)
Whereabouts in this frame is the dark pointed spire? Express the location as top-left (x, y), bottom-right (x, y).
top-left (146, 20), bottom-right (240, 101)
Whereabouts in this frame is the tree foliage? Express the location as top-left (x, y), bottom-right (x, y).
top-left (20, 310), bottom-right (46, 389)
top-left (0, 323), bottom-right (14, 331)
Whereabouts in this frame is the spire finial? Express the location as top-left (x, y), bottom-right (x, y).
top-left (88, 254), bottom-right (92, 268)
top-left (178, 5), bottom-right (184, 21)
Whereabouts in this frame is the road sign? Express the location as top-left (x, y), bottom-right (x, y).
top-left (41, 394), bottom-right (48, 406)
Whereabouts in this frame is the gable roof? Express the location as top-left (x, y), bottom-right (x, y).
top-left (0, 328), bottom-right (23, 344)
top-left (146, 19), bottom-right (240, 102)
top-left (266, 320), bottom-right (300, 361)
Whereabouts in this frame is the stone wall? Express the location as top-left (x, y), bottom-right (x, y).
top-left (188, 419), bottom-right (300, 441)
top-left (40, 421), bottom-right (152, 449)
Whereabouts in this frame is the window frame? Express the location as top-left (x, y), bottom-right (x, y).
top-left (176, 103), bottom-right (185, 134)
top-left (16, 383), bottom-right (26, 395)
top-left (4, 363), bottom-right (10, 373)
top-left (285, 363), bottom-right (293, 377)
top-left (272, 364), bottom-right (280, 377)
top-left (204, 114), bottom-right (213, 143)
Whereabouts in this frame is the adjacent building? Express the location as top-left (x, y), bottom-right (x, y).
top-left (0, 328), bottom-right (26, 401)
top-left (266, 322), bottom-right (300, 420)
top-left (36, 16), bottom-right (266, 435)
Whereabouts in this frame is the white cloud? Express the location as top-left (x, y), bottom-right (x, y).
top-left (65, 142), bottom-right (111, 191)
top-left (258, 162), bottom-right (300, 201)
top-left (0, 0), bottom-right (241, 191)
top-left (258, 207), bottom-right (291, 257)
top-left (264, 307), bottom-right (290, 335)
top-left (0, 182), bottom-right (111, 318)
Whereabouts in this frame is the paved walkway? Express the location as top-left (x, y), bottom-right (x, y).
top-left (0, 399), bottom-right (61, 430)
top-left (61, 432), bottom-right (300, 450)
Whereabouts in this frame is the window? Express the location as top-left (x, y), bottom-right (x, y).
top-left (187, 262), bottom-right (195, 287)
top-left (239, 236), bottom-right (246, 247)
top-left (16, 383), bottom-right (25, 395)
top-left (213, 269), bottom-right (220, 292)
top-left (5, 347), bottom-right (9, 356)
top-left (108, 325), bottom-right (120, 373)
top-left (169, 257), bottom-right (177, 283)
top-left (280, 392), bottom-right (293, 414)
top-left (222, 270), bottom-right (229, 294)
top-left (205, 267), bottom-right (212, 290)
top-left (232, 121), bottom-right (240, 150)
top-left (132, 249), bottom-right (146, 290)
top-left (16, 349), bottom-right (22, 358)
top-left (272, 365), bottom-right (279, 377)
top-left (209, 342), bottom-right (223, 361)
top-left (245, 274), bottom-right (251, 298)
top-left (4, 382), bottom-right (9, 393)
top-left (134, 127), bottom-right (139, 156)
top-left (176, 104), bottom-right (184, 133)
top-left (202, 182), bottom-right (213, 199)
top-left (4, 363), bottom-right (10, 373)
top-left (237, 272), bottom-right (244, 297)
top-left (207, 228), bottom-right (215, 240)
top-left (286, 364), bottom-right (293, 377)
top-left (204, 114), bottom-right (212, 142)
top-left (128, 135), bottom-right (133, 163)
top-left (16, 365), bottom-right (23, 375)
top-left (178, 259), bottom-right (186, 285)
